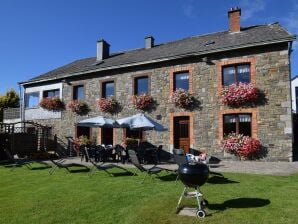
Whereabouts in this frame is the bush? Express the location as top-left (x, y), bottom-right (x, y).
top-left (221, 82), bottom-right (260, 107)
top-left (67, 100), bottom-right (89, 115)
top-left (39, 97), bottom-right (64, 111)
top-left (132, 94), bottom-right (153, 110)
top-left (170, 88), bottom-right (195, 109)
top-left (97, 97), bottom-right (119, 114)
top-left (221, 133), bottom-right (262, 159)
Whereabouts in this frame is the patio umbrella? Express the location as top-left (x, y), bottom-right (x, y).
top-left (77, 116), bottom-right (117, 128)
top-left (116, 113), bottom-right (167, 131)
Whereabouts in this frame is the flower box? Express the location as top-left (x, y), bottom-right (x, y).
top-left (132, 94), bottom-right (153, 110)
top-left (67, 100), bottom-right (89, 115)
top-left (97, 97), bottom-right (119, 114)
top-left (39, 97), bottom-right (64, 111)
top-left (221, 133), bottom-right (262, 160)
top-left (170, 88), bottom-right (195, 109)
top-left (221, 82), bottom-right (260, 107)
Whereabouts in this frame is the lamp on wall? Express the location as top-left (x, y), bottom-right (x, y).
top-left (62, 79), bottom-right (71, 85)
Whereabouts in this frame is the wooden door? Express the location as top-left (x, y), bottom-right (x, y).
top-left (174, 116), bottom-right (190, 154)
top-left (102, 128), bottom-right (113, 145)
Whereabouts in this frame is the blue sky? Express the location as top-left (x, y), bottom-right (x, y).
top-left (0, 0), bottom-right (297, 94)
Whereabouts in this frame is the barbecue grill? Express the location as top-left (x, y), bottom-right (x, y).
top-left (176, 162), bottom-right (209, 218)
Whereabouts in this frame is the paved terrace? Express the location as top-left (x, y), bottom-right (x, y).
top-left (66, 158), bottom-right (298, 176)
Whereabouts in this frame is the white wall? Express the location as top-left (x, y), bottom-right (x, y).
top-left (291, 76), bottom-right (298, 113)
top-left (24, 83), bottom-right (63, 120)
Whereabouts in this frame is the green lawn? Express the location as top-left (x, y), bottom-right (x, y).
top-left (1, 163), bottom-right (298, 224)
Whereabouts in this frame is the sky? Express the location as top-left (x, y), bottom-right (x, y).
top-left (0, 0), bottom-right (297, 95)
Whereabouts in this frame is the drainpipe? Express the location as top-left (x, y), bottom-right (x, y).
top-left (288, 41), bottom-right (294, 162)
top-left (18, 83), bottom-right (24, 127)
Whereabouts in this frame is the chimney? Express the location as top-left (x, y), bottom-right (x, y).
top-left (228, 7), bottom-right (241, 33)
top-left (97, 39), bottom-right (110, 61)
top-left (145, 36), bottom-right (154, 49)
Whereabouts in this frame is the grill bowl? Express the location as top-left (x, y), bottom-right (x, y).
top-left (178, 163), bottom-right (209, 188)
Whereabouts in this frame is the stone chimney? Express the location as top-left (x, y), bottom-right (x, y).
top-left (145, 36), bottom-right (154, 49)
top-left (97, 39), bottom-right (110, 61)
top-left (228, 7), bottom-right (241, 33)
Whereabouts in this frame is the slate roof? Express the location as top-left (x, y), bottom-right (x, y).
top-left (21, 23), bottom-right (295, 85)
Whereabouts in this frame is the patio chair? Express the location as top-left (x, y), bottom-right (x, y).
top-left (82, 147), bottom-right (132, 177)
top-left (3, 148), bottom-right (32, 170)
top-left (48, 148), bottom-right (90, 175)
top-left (127, 149), bottom-right (173, 183)
top-left (4, 148), bottom-right (51, 170)
top-left (173, 149), bottom-right (188, 183)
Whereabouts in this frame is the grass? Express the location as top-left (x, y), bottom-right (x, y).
top-left (0, 163), bottom-right (298, 224)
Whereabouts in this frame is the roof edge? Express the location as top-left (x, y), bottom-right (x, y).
top-left (20, 37), bottom-right (296, 86)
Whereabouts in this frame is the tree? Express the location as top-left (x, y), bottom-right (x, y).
top-left (0, 88), bottom-right (20, 122)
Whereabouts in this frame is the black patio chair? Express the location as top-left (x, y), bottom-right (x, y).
top-left (48, 149), bottom-right (90, 175)
top-left (127, 149), bottom-right (173, 183)
top-left (48, 159), bottom-right (90, 175)
top-left (4, 148), bottom-right (50, 170)
top-left (82, 147), bottom-right (131, 177)
top-left (114, 144), bottom-right (127, 164)
top-left (3, 148), bottom-right (32, 170)
top-left (173, 149), bottom-right (188, 183)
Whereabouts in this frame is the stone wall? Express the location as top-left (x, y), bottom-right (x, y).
top-left (28, 43), bottom-right (293, 161)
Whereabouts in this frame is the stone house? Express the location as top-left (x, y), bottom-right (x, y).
top-left (19, 8), bottom-right (296, 161)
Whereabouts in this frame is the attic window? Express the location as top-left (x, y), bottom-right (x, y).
top-left (205, 40), bottom-right (215, 46)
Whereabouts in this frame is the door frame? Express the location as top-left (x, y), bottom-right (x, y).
top-left (174, 116), bottom-right (190, 153)
top-left (169, 112), bottom-right (194, 152)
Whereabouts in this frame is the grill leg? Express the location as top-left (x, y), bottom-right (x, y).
top-left (176, 187), bottom-right (187, 212)
top-left (195, 187), bottom-right (202, 210)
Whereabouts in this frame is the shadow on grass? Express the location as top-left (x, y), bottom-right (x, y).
top-left (207, 175), bottom-right (239, 184)
top-left (207, 197), bottom-right (270, 214)
top-left (67, 168), bottom-right (91, 173)
top-left (110, 171), bottom-right (135, 177)
top-left (158, 173), bottom-right (177, 181)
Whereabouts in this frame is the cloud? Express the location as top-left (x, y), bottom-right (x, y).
top-left (182, 0), bottom-right (196, 19)
top-left (240, 0), bottom-right (266, 20)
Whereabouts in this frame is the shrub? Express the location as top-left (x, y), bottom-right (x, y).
top-left (39, 97), bottom-right (64, 111)
top-left (221, 82), bottom-right (260, 107)
top-left (170, 88), bottom-right (195, 109)
top-left (221, 133), bottom-right (262, 159)
top-left (132, 94), bottom-right (153, 110)
top-left (67, 100), bottom-right (89, 115)
top-left (97, 97), bottom-right (119, 114)
top-left (125, 138), bottom-right (138, 146)
top-left (73, 135), bottom-right (91, 152)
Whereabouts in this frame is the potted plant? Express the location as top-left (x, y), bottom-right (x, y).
top-left (67, 100), bottom-right (89, 115)
top-left (39, 97), bottom-right (64, 111)
top-left (170, 88), bottom-right (195, 109)
top-left (221, 82), bottom-right (260, 107)
top-left (97, 97), bottom-right (119, 114)
top-left (221, 133), bottom-right (262, 160)
top-left (132, 94), bottom-right (154, 110)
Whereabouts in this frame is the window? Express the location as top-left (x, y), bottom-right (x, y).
top-left (25, 92), bottom-right (39, 108)
top-left (43, 89), bottom-right (60, 98)
top-left (174, 72), bottom-right (189, 90)
top-left (102, 81), bottom-right (114, 98)
top-left (73, 85), bottom-right (84, 100)
top-left (223, 114), bottom-right (252, 137)
top-left (134, 76), bottom-right (148, 95)
top-left (222, 64), bottom-right (250, 86)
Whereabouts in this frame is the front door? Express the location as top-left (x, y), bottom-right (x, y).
top-left (101, 128), bottom-right (113, 145)
top-left (174, 116), bottom-right (190, 154)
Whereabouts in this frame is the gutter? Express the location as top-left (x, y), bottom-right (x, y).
top-left (19, 37), bottom-right (296, 86)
